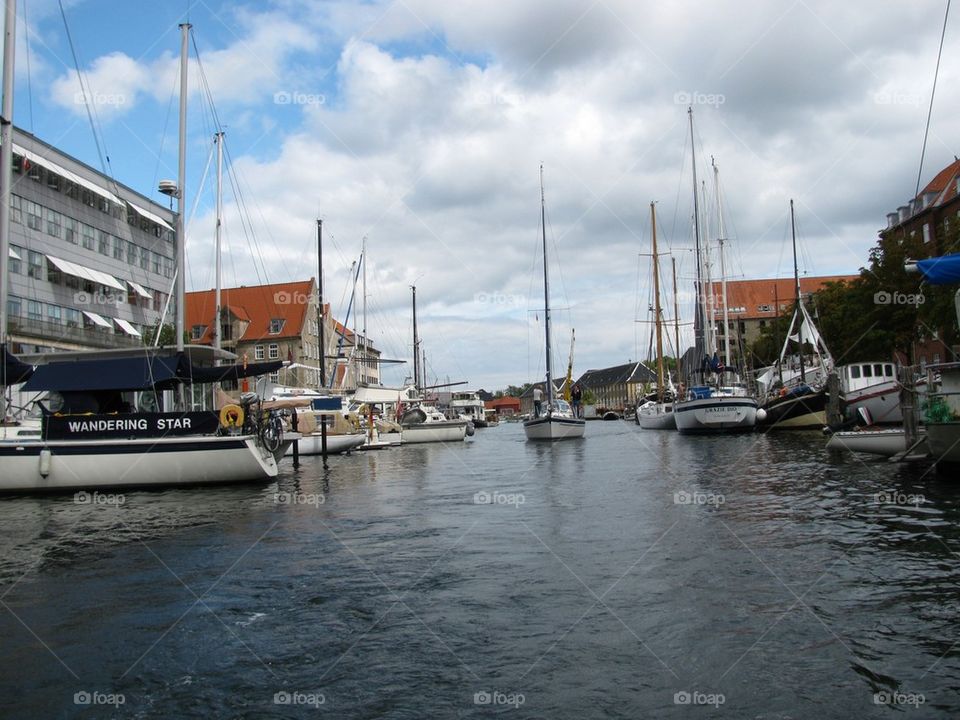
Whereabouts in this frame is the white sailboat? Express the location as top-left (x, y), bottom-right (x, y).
top-left (673, 111), bottom-right (758, 434)
top-left (637, 201), bottom-right (676, 429)
top-left (524, 166), bottom-right (585, 441)
top-left (0, 21), bottom-right (286, 491)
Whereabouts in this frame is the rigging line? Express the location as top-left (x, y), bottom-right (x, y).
top-left (57, 0), bottom-right (114, 185)
top-left (915, 0), bottom-right (951, 199)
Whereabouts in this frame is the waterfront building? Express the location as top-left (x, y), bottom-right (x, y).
top-left (576, 362), bottom-right (656, 412)
top-left (184, 280), bottom-right (380, 391)
top-left (7, 128), bottom-right (175, 354)
top-left (486, 396), bottom-right (521, 417)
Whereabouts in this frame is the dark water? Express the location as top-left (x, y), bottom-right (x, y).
top-left (1, 422), bottom-right (959, 718)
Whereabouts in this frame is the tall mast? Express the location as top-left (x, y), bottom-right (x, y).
top-left (688, 108), bottom-right (705, 368)
top-left (174, 23), bottom-right (190, 355)
top-left (213, 131), bottom-right (223, 356)
top-left (0, 0), bottom-right (16, 412)
top-left (713, 158), bottom-right (731, 369)
top-left (411, 285), bottom-right (420, 393)
top-left (316, 219), bottom-right (326, 387)
top-left (650, 202), bottom-right (665, 402)
top-left (361, 236), bottom-right (367, 385)
top-left (790, 199), bottom-right (806, 383)
top-left (540, 164), bottom-right (554, 406)
top-left (672, 256), bottom-right (681, 381)
top-left (701, 179), bottom-right (715, 357)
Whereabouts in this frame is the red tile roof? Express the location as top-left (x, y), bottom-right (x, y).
top-left (708, 275), bottom-right (857, 320)
top-left (185, 279), bottom-right (314, 344)
top-left (920, 158), bottom-right (960, 202)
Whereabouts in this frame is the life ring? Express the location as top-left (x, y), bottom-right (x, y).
top-left (219, 404), bottom-right (244, 429)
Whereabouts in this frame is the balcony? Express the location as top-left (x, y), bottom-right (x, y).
top-left (9, 316), bottom-right (142, 349)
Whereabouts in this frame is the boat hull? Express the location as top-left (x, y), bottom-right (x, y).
top-left (523, 415), bottom-right (586, 440)
top-left (0, 435), bottom-right (278, 493)
top-left (401, 421), bottom-right (468, 444)
top-left (285, 433), bottom-right (366, 456)
top-left (925, 422), bottom-right (960, 463)
top-left (760, 389), bottom-right (827, 430)
top-left (825, 428), bottom-right (926, 457)
top-left (842, 382), bottom-right (902, 424)
top-left (674, 397), bottom-right (757, 434)
top-left (637, 403), bottom-right (676, 430)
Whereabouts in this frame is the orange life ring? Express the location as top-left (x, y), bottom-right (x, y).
top-left (219, 404), bottom-right (244, 429)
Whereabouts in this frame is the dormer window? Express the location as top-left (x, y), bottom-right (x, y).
top-left (191, 324), bottom-right (206, 340)
top-left (269, 318), bottom-right (285, 334)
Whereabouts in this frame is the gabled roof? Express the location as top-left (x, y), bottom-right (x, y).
top-left (708, 276), bottom-right (857, 320)
top-left (185, 279), bottom-right (314, 344)
top-left (577, 362), bottom-right (654, 388)
top-left (920, 158), bottom-right (960, 206)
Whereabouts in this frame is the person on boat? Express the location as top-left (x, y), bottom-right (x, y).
top-left (533, 386), bottom-right (543, 417)
top-left (571, 383), bottom-right (583, 418)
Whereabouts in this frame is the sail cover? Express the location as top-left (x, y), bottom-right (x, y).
top-left (915, 253), bottom-right (960, 286)
top-left (2, 346), bottom-right (34, 386)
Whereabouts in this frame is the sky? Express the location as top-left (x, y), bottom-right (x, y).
top-left (5, 0), bottom-right (959, 391)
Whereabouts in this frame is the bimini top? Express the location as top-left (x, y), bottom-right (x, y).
top-left (912, 253), bottom-right (960, 286)
top-left (21, 351), bottom-right (283, 393)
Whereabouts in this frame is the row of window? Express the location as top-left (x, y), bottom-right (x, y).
top-left (8, 245), bottom-right (167, 313)
top-left (11, 193), bottom-right (174, 278)
top-left (14, 153), bottom-right (173, 241)
top-left (7, 295), bottom-right (145, 336)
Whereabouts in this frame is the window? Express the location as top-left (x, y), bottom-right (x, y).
top-left (45, 209), bottom-right (61, 238)
top-left (151, 251), bottom-right (161, 274)
top-left (268, 343), bottom-right (279, 359)
top-left (27, 300), bottom-right (42, 321)
top-left (47, 304), bottom-right (62, 325)
top-left (81, 188), bottom-right (95, 207)
top-left (850, 366), bottom-right (861, 379)
top-left (885, 365), bottom-right (894, 378)
top-left (191, 325), bottom-right (206, 340)
top-left (127, 242), bottom-right (138, 265)
top-left (25, 200), bottom-right (42, 230)
top-left (98, 196), bottom-right (111, 214)
top-left (139, 248), bottom-right (149, 270)
top-left (113, 236), bottom-right (124, 260)
top-left (65, 307), bottom-right (81, 327)
top-left (269, 318), bottom-right (284, 334)
top-left (27, 251), bottom-right (43, 279)
top-left (254, 345), bottom-right (264, 360)
top-left (873, 364), bottom-right (883, 377)
top-left (933, 353), bottom-right (941, 364)
top-left (269, 372), bottom-right (280, 383)
top-left (10, 195), bottom-right (22, 224)
top-left (80, 223), bottom-right (95, 250)
top-left (98, 231), bottom-right (110, 255)
top-left (8, 245), bottom-right (21, 274)
top-left (63, 217), bottom-right (77, 244)
top-left (758, 304), bottom-right (771, 312)
top-left (863, 365), bottom-right (872, 378)
top-left (65, 181), bottom-right (79, 200)
top-left (47, 173), bottom-right (61, 192)
top-left (7, 296), bottom-right (22, 319)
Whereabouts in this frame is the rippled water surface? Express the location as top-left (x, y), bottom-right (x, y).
top-left (2, 421), bottom-right (959, 718)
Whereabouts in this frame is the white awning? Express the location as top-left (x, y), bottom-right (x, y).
top-left (8, 247), bottom-right (20, 260)
top-left (45, 254), bottom-right (126, 292)
top-left (113, 318), bottom-right (141, 337)
top-left (82, 310), bottom-right (113, 328)
top-left (353, 385), bottom-right (403, 404)
top-left (14, 143), bottom-right (122, 206)
top-left (125, 200), bottom-right (174, 232)
top-left (126, 280), bottom-right (152, 299)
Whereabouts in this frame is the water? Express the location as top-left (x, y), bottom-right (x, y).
top-left (1, 421), bottom-right (959, 718)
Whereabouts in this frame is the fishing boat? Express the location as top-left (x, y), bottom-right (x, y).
top-left (449, 390), bottom-right (488, 427)
top-left (837, 361), bottom-right (903, 425)
top-left (637, 201), bottom-right (676, 429)
top-left (0, 23), bottom-right (288, 491)
top-left (673, 113), bottom-right (758, 434)
top-left (756, 200), bottom-right (833, 430)
top-left (524, 166), bottom-right (585, 441)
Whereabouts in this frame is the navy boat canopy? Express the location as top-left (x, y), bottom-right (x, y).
top-left (2, 345), bottom-right (35, 386)
top-left (915, 253), bottom-right (960, 286)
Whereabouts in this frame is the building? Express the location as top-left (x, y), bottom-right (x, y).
top-left (184, 280), bottom-right (380, 390)
top-left (576, 362), bottom-right (656, 412)
top-left (706, 275), bottom-right (857, 361)
top-left (486, 396), bottom-right (521, 417)
top-left (6, 129), bottom-right (175, 355)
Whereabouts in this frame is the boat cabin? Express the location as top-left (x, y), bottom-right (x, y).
top-left (840, 362), bottom-right (896, 393)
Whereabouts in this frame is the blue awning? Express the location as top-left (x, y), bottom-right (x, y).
top-left (915, 253), bottom-right (960, 286)
top-left (22, 355), bottom-right (184, 392)
top-left (2, 346), bottom-right (34, 386)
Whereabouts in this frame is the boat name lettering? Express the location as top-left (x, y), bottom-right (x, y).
top-left (68, 419), bottom-right (149, 432)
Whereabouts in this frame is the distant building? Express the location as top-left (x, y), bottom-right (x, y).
top-left (185, 280), bottom-right (379, 390)
top-left (576, 362), bottom-right (656, 411)
top-left (487, 396), bottom-right (521, 417)
top-left (7, 128), bottom-right (175, 354)
top-left (706, 275), bottom-right (857, 362)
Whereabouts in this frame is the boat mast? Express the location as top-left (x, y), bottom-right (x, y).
top-left (650, 202), bottom-right (665, 402)
top-left (0, 0), bottom-right (16, 417)
top-left (688, 108), bottom-right (706, 372)
top-left (174, 23), bottom-right (189, 356)
top-left (713, 158), bottom-right (731, 370)
top-left (317, 219), bottom-right (326, 387)
top-left (361, 235), bottom-right (367, 386)
top-left (213, 131), bottom-right (223, 357)
top-left (672, 256), bottom-right (682, 381)
top-left (540, 163), bottom-right (554, 407)
top-left (411, 285), bottom-right (420, 394)
top-left (790, 199), bottom-right (806, 383)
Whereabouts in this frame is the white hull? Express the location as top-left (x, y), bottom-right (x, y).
top-left (285, 433), bottom-right (366, 456)
top-left (674, 396), bottom-right (757, 434)
top-left (842, 381), bottom-right (902, 424)
top-left (826, 428), bottom-right (922, 457)
top-left (523, 414), bottom-right (586, 440)
top-left (0, 435), bottom-right (278, 492)
top-left (925, 423), bottom-right (960, 463)
top-left (401, 421), bottom-right (468, 444)
top-left (637, 402), bottom-right (676, 430)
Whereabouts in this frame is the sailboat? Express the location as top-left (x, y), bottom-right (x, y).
top-left (637, 202), bottom-right (676, 429)
top-left (673, 110), bottom-right (759, 434)
top-left (756, 200), bottom-right (833, 429)
top-left (0, 21), bottom-right (287, 491)
top-left (524, 165), bottom-right (585, 441)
